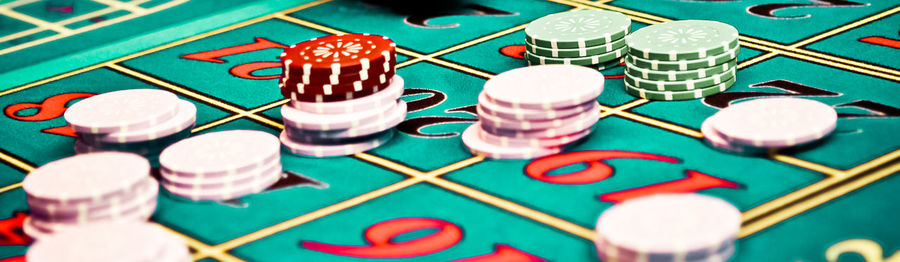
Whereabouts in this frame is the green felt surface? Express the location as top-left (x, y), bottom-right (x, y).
top-left (0, 0), bottom-right (898, 261)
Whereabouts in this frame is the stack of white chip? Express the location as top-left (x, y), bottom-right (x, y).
top-left (65, 89), bottom-right (197, 163)
top-left (26, 222), bottom-right (190, 262)
top-left (595, 193), bottom-right (741, 262)
top-left (22, 152), bottom-right (158, 240)
top-left (702, 97), bottom-right (838, 154)
top-left (159, 130), bottom-right (282, 201)
top-left (280, 75), bottom-right (407, 157)
top-left (463, 65), bottom-right (604, 159)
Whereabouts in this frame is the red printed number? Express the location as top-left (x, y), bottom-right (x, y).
top-left (859, 36), bottom-right (900, 49)
top-left (4, 93), bottom-right (93, 137)
top-left (452, 244), bottom-right (546, 262)
top-left (525, 150), bottom-right (739, 203)
top-left (301, 218), bottom-right (545, 260)
top-left (182, 37), bottom-right (288, 80)
top-left (302, 217), bottom-right (462, 258)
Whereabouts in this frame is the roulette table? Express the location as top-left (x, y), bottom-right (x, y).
top-left (0, 0), bottom-right (898, 261)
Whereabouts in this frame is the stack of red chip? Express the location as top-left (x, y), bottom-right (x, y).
top-left (278, 33), bottom-right (406, 157)
top-left (279, 33), bottom-right (397, 102)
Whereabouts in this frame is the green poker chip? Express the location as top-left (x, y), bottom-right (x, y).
top-left (625, 60), bottom-right (735, 81)
top-left (624, 68), bottom-right (736, 91)
top-left (593, 58), bottom-right (624, 71)
top-left (624, 75), bottom-right (735, 101)
top-left (525, 46), bottom-right (626, 66)
top-left (625, 46), bottom-right (739, 71)
top-left (525, 10), bottom-right (631, 49)
top-left (625, 20), bottom-right (739, 61)
top-left (525, 37), bottom-right (627, 58)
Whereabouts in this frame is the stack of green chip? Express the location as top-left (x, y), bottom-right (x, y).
top-left (623, 20), bottom-right (740, 101)
top-left (524, 10), bottom-right (631, 71)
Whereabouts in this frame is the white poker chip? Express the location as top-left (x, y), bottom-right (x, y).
top-left (483, 65), bottom-right (604, 110)
top-left (64, 89), bottom-right (181, 134)
top-left (595, 194), bottom-right (740, 259)
top-left (23, 152), bottom-right (150, 204)
top-left (159, 130), bottom-right (281, 176)
top-left (712, 97), bottom-right (837, 148)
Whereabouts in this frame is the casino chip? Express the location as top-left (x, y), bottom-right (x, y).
top-left (625, 20), bottom-right (739, 61)
top-left (595, 193), bottom-right (741, 262)
top-left (701, 113), bottom-right (767, 155)
top-left (159, 130), bottom-right (282, 201)
top-left (524, 10), bottom-right (631, 70)
top-left (26, 222), bottom-right (191, 262)
top-left (278, 35), bottom-right (405, 157)
top-left (22, 152), bottom-right (158, 239)
top-left (483, 65), bottom-right (604, 109)
top-left (66, 89), bottom-right (197, 164)
top-left (705, 97), bottom-right (837, 151)
top-left (623, 75), bottom-right (735, 101)
top-left (623, 20), bottom-right (740, 101)
top-left (64, 89), bottom-right (180, 134)
top-left (464, 65), bottom-right (603, 159)
top-left (280, 33), bottom-right (397, 102)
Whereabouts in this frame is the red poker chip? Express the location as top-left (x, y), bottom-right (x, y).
top-left (280, 33), bottom-right (396, 75)
top-left (281, 70), bottom-right (395, 95)
top-left (279, 74), bottom-right (394, 102)
top-left (282, 59), bottom-right (395, 85)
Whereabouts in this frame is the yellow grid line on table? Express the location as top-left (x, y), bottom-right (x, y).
top-left (741, 159), bottom-right (900, 238)
top-left (0, 0), bottom-right (190, 56)
top-left (790, 5), bottom-right (900, 48)
top-left (611, 110), bottom-right (704, 138)
top-left (399, 22), bottom-right (529, 66)
top-left (0, 182), bottom-right (23, 195)
top-left (398, 0), bottom-right (585, 65)
top-left (0, 0), bottom-right (334, 97)
top-left (0, 0), bottom-right (155, 44)
top-left (194, 178), bottom-right (425, 259)
top-left (560, 1), bottom-right (900, 81)
top-left (150, 223), bottom-right (245, 262)
top-left (197, 155), bottom-right (485, 259)
top-left (0, 0), bottom-right (41, 8)
top-left (739, 150), bottom-right (900, 231)
top-left (738, 52), bottom-right (779, 69)
top-left (356, 153), bottom-right (597, 240)
top-left (429, 176), bottom-right (598, 240)
top-left (0, 6), bottom-right (72, 34)
top-left (90, 0), bottom-right (148, 14)
top-left (106, 63), bottom-right (284, 129)
top-left (0, 27), bottom-right (44, 44)
top-left (847, 149), bottom-right (900, 176)
top-left (739, 34), bottom-right (899, 80)
top-left (775, 47), bottom-right (900, 81)
top-left (769, 154), bottom-right (847, 177)
top-left (0, 150), bottom-right (35, 174)
top-left (191, 114), bottom-right (243, 133)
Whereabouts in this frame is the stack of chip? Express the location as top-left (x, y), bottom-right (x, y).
top-left (22, 152), bottom-right (158, 240)
top-left (595, 193), bottom-right (741, 262)
top-left (278, 33), bottom-right (406, 157)
top-left (524, 10), bottom-right (631, 71)
top-left (463, 65), bottom-right (603, 159)
top-left (702, 97), bottom-right (838, 154)
top-left (158, 130), bottom-right (282, 201)
top-left (26, 222), bottom-right (191, 262)
top-left (623, 20), bottom-right (740, 101)
top-left (64, 89), bottom-right (196, 162)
